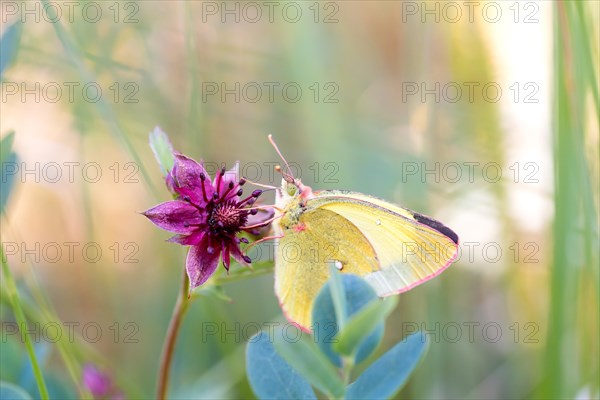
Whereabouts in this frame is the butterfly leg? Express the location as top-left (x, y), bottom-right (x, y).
top-left (243, 234), bottom-right (284, 252)
top-left (242, 214), bottom-right (283, 230)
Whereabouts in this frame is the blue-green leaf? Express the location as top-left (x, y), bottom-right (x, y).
top-left (1, 131), bottom-right (18, 214)
top-left (19, 343), bottom-right (50, 392)
top-left (272, 330), bottom-right (345, 399)
top-left (149, 126), bottom-right (175, 177)
top-left (328, 265), bottom-right (348, 329)
top-left (0, 21), bottom-right (22, 78)
top-left (246, 331), bottom-right (316, 400)
top-left (0, 336), bottom-right (23, 382)
top-left (333, 296), bottom-right (398, 357)
top-left (43, 376), bottom-right (76, 400)
top-left (0, 381), bottom-right (32, 400)
top-left (345, 332), bottom-right (429, 400)
top-left (312, 275), bottom-right (384, 366)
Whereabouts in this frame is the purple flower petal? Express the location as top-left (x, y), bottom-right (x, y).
top-left (168, 230), bottom-right (205, 246)
top-left (142, 201), bottom-right (202, 234)
top-left (213, 162), bottom-right (242, 199)
top-left (82, 364), bottom-right (111, 397)
top-left (225, 161), bottom-right (240, 181)
top-left (171, 154), bottom-right (214, 203)
top-left (221, 241), bottom-right (231, 270)
top-left (213, 161), bottom-right (239, 188)
top-left (186, 236), bottom-right (221, 289)
top-left (228, 241), bottom-right (251, 265)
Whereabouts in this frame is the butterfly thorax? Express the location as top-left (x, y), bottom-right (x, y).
top-left (278, 195), bottom-right (306, 230)
top-left (275, 178), bottom-right (314, 230)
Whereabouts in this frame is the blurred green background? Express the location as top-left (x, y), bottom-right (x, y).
top-left (1, 1), bottom-right (598, 399)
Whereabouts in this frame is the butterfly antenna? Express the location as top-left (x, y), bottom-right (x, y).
top-left (268, 135), bottom-right (295, 182)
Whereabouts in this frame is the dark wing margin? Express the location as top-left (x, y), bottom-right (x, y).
top-left (412, 212), bottom-right (459, 245)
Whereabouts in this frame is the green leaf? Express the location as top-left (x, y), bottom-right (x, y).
top-left (0, 249), bottom-right (48, 400)
top-left (0, 131), bottom-right (14, 158)
top-left (328, 265), bottom-right (348, 329)
top-left (174, 344), bottom-right (246, 399)
top-left (0, 381), bottom-right (32, 400)
top-left (312, 275), bottom-right (384, 366)
top-left (345, 332), bottom-right (428, 400)
top-left (194, 285), bottom-right (233, 303)
top-left (272, 330), bottom-right (345, 399)
top-left (149, 126), bottom-right (175, 177)
top-left (246, 331), bottom-right (316, 400)
top-left (0, 21), bottom-right (23, 78)
top-left (1, 131), bottom-right (18, 214)
top-left (333, 296), bottom-right (398, 357)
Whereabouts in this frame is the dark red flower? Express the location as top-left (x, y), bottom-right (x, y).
top-left (143, 153), bottom-right (273, 289)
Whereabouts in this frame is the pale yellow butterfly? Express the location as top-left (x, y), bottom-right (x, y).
top-left (265, 136), bottom-right (459, 331)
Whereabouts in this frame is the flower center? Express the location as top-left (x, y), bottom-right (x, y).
top-left (208, 200), bottom-right (247, 234)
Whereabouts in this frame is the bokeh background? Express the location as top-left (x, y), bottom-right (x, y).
top-left (1, 1), bottom-right (598, 399)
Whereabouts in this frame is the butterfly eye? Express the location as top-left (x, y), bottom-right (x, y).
top-left (286, 184), bottom-right (298, 196)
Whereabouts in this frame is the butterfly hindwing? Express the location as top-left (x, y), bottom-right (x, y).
top-left (274, 206), bottom-right (380, 330)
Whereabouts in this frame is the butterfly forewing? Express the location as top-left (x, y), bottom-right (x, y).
top-left (274, 190), bottom-right (459, 330)
top-left (308, 192), bottom-right (459, 296)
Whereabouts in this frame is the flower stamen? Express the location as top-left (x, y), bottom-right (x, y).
top-left (216, 167), bottom-right (226, 193)
top-left (219, 181), bottom-right (235, 201)
top-left (183, 196), bottom-right (204, 211)
top-left (199, 172), bottom-right (209, 202)
top-left (238, 190), bottom-right (263, 206)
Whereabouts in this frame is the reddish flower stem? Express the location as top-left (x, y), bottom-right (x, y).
top-left (157, 269), bottom-right (190, 400)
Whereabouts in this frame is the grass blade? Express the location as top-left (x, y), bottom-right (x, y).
top-left (0, 248), bottom-right (49, 399)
